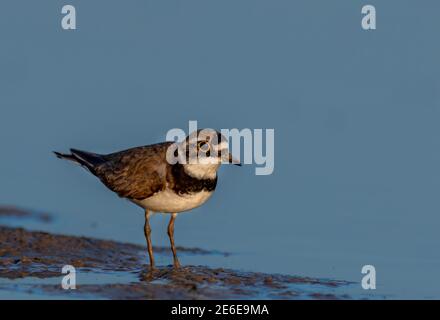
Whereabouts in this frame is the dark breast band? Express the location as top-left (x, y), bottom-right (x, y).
top-left (170, 164), bottom-right (218, 195)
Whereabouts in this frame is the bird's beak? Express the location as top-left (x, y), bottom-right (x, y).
top-left (227, 152), bottom-right (241, 166)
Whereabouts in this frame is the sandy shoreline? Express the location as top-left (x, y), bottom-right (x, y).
top-left (0, 207), bottom-right (353, 299)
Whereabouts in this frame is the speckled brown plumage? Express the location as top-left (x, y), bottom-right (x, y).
top-left (95, 142), bottom-right (172, 200)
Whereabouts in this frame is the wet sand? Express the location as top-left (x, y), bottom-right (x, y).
top-left (0, 206), bottom-right (353, 299)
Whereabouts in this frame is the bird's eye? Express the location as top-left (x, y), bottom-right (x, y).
top-left (197, 141), bottom-right (210, 153)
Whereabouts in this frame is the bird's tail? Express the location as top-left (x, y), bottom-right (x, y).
top-left (53, 149), bottom-right (105, 173)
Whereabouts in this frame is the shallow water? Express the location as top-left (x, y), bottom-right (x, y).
top-left (1, 0), bottom-right (440, 299)
top-left (0, 271), bottom-right (139, 299)
top-left (0, 207), bottom-right (426, 300)
top-left (0, 219), bottom-right (359, 299)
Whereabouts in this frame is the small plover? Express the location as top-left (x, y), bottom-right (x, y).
top-left (54, 129), bottom-right (240, 268)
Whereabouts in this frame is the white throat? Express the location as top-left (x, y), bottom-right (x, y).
top-left (183, 163), bottom-right (220, 180)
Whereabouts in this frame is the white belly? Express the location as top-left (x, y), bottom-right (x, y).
top-left (131, 189), bottom-right (214, 213)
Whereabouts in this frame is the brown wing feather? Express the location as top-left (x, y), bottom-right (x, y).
top-left (94, 142), bottom-right (173, 200)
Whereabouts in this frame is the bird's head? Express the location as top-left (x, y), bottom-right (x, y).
top-left (174, 129), bottom-right (241, 180)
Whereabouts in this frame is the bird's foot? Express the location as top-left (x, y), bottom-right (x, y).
top-left (173, 259), bottom-right (181, 269)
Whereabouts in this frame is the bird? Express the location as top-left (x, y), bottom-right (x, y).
top-left (54, 129), bottom-right (240, 269)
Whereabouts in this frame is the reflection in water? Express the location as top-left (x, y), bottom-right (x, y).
top-left (0, 211), bottom-right (359, 299)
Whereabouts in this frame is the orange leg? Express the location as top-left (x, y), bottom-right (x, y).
top-left (167, 213), bottom-right (181, 268)
top-left (144, 209), bottom-right (155, 269)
